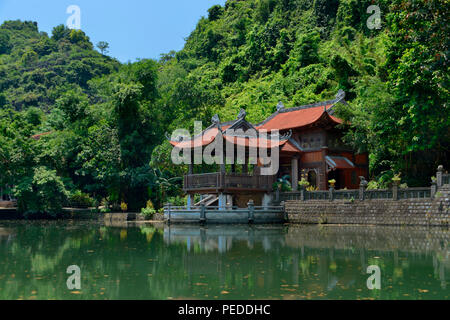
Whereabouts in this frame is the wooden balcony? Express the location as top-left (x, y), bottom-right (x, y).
top-left (184, 172), bottom-right (275, 193)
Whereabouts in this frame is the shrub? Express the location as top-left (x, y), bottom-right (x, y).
top-left (141, 200), bottom-right (156, 219)
top-left (120, 202), bottom-right (128, 212)
top-left (100, 207), bottom-right (111, 214)
top-left (366, 180), bottom-right (379, 190)
top-left (273, 175), bottom-right (292, 192)
top-left (166, 196), bottom-right (185, 206)
top-left (14, 166), bottom-right (68, 218)
top-left (68, 190), bottom-right (94, 208)
top-left (141, 207), bottom-right (156, 219)
top-left (298, 178), bottom-right (310, 188)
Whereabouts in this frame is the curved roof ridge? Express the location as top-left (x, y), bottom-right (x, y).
top-left (255, 96), bottom-right (342, 127)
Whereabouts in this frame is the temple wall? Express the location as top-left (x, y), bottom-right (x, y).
top-left (286, 186), bottom-right (450, 226)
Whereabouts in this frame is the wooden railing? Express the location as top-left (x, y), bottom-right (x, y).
top-left (184, 172), bottom-right (275, 191)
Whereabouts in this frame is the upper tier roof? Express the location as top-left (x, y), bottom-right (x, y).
top-left (256, 104), bottom-right (343, 131)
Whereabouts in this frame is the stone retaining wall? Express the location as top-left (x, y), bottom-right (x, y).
top-left (286, 186), bottom-right (450, 226)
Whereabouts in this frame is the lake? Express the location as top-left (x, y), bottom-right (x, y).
top-left (0, 220), bottom-right (448, 300)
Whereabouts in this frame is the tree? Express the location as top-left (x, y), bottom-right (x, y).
top-left (96, 41), bottom-right (109, 55)
top-left (0, 30), bottom-right (11, 54)
top-left (14, 166), bottom-right (68, 218)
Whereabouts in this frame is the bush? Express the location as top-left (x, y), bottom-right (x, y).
top-left (298, 178), bottom-right (310, 188)
top-left (14, 166), bottom-right (68, 218)
top-left (68, 190), bottom-right (94, 208)
top-left (166, 196), bottom-right (185, 206)
top-left (273, 175), bottom-right (292, 192)
top-left (141, 200), bottom-right (156, 219)
top-left (141, 207), bottom-right (156, 219)
top-left (366, 180), bottom-right (379, 190)
top-left (100, 207), bottom-right (111, 214)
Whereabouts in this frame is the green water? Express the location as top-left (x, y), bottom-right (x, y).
top-left (0, 220), bottom-right (448, 300)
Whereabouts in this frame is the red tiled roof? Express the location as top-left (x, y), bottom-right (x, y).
top-left (223, 135), bottom-right (288, 149)
top-left (31, 132), bottom-right (52, 140)
top-left (281, 140), bottom-right (302, 153)
top-left (169, 127), bottom-right (220, 148)
top-left (257, 105), bottom-right (343, 131)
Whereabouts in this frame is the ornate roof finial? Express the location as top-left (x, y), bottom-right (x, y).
top-left (276, 101), bottom-right (285, 112)
top-left (237, 108), bottom-right (246, 120)
top-left (335, 89), bottom-right (345, 100)
top-left (211, 114), bottom-right (220, 125)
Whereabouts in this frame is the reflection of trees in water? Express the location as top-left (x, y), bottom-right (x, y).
top-left (0, 222), bottom-right (448, 299)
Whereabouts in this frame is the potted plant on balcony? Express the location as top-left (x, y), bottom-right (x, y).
top-left (298, 178), bottom-right (310, 190)
top-left (328, 179), bottom-right (336, 188)
top-left (273, 175), bottom-right (292, 192)
top-left (392, 173), bottom-right (401, 186)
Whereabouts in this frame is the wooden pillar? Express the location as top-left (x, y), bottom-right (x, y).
top-left (291, 156), bottom-right (299, 191)
top-left (320, 147), bottom-right (328, 190)
top-left (242, 155), bottom-right (248, 174)
top-left (188, 150), bottom-right (193, 174)
top-left (247, 199), bottom-right (254, 224)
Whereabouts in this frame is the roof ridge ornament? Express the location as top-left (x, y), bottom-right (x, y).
top-left (276, 101), bottom-right (285, 112)
top-left (279, 129), bottom-right (292, 140)
top-left (237, 108), bottom-right (246, 120)
top-left (327, 89), bottom-right (347, 114)
top-left (335, 89), bottom-right (345, 100)
top-left (211, 114), bottom-right (220, 125)
top-left (166, 132), bottom-right (184, 142)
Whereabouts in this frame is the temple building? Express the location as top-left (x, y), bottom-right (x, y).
top-left (169, 91), bottom-right (369, 207)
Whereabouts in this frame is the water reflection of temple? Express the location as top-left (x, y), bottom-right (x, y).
top-left (163, 224), bottom-right (449, 291)
top-left (164, 225), bottom-right (286, 253)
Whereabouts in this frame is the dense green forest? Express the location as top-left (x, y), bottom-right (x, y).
top-left (0, 0), bottom-right (448, 216)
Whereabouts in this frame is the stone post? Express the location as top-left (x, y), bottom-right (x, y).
top-left (359, 176), bottom-right (367, 201)
top-left (392, 180), bottom-right (399, 201)
top-left (218, 193), bottom-right (226, 210)
top-left (187, 194), bottom-right (193, 209)
top-left (281, 201), bottom-right (287, 221)
top-left (329, 185), bottom-right (334, 201)
top-left (166, 202), bottom-right (172, 224)
top-left (247, 199), bottom-right (255, 224)
top-left (200, 204), bottom-right (206, 224)
top-left (431, 179), bottom-right (437, 198)
top-left (300, 187), bottom-right (305, 201)
top-left (262, 193), bottom-right (272, 209)
top-left (437, 165), bottom-right (443, 188)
